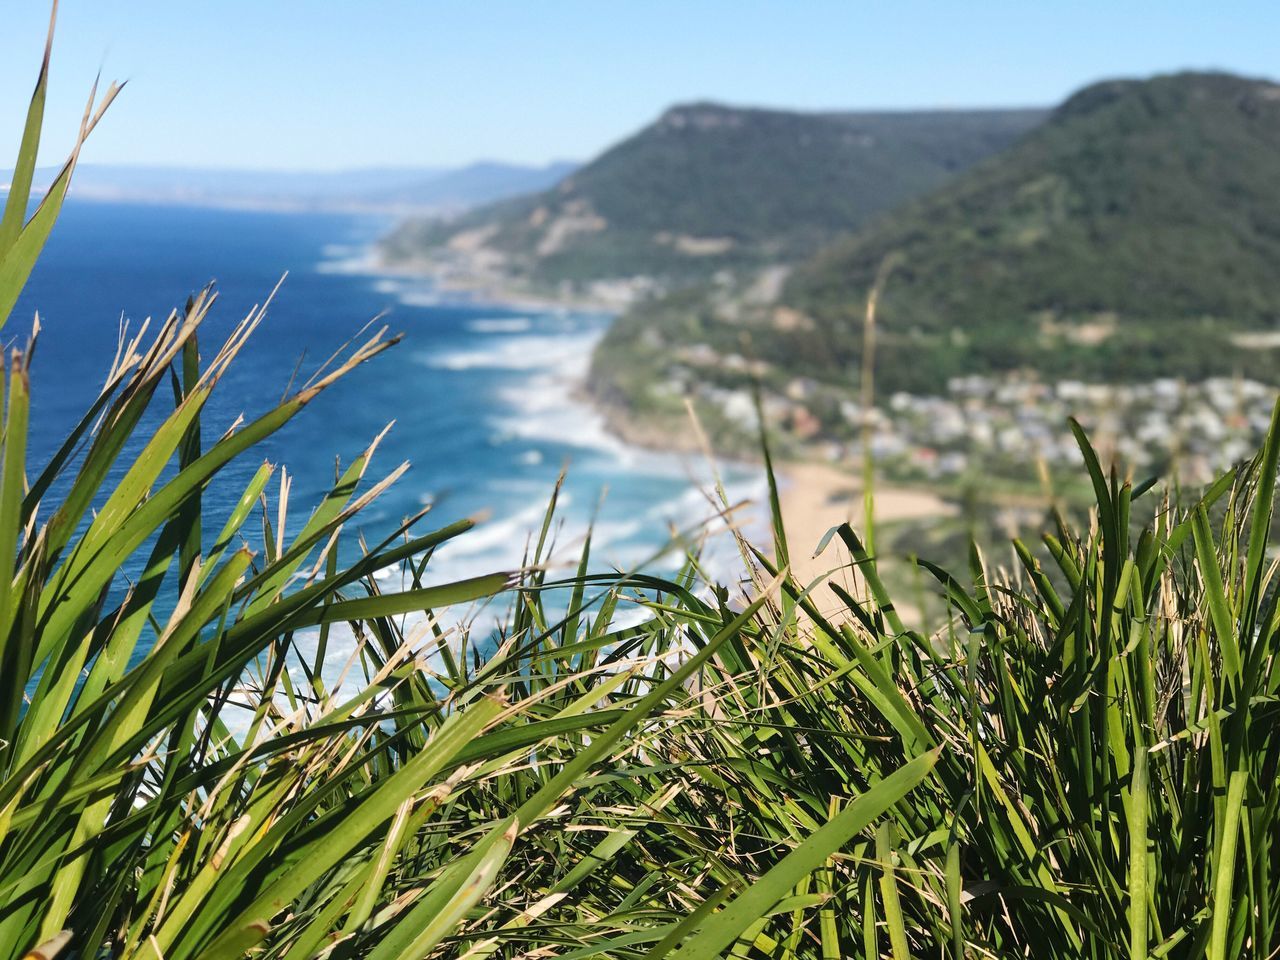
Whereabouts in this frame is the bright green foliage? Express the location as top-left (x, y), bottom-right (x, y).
top-left (0, 5), bottom-right (121, 331)
top-left (781, 71), bottom-right (1280, 392)
top-left (709, 413), bottom-right (1280, 957)
top-left (0, 279), bottom-right (522, 955)
top-left (7, 365), bottom-right (1273, 957)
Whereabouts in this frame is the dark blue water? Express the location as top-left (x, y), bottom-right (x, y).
top-left (14, 202), bottom-right (758, 625)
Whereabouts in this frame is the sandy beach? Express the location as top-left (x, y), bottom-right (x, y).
top-left (777, 461), bottom-right (957, 617)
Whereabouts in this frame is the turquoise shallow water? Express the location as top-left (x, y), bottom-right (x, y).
top-left (15, 200), bottom-right (761, 663)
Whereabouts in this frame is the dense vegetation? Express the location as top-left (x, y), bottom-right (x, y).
top-left (381, 103), bottom-right (1044, 291)
top-left (6, 20), bottom-right (1280, 960)
top-left (784, 71), bottom-right (1280, 392)
top-left (595, 72), bottom-right (1280, 412)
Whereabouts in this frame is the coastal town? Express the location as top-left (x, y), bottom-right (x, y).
top-left (677, 366), bottom-right (1276, 488)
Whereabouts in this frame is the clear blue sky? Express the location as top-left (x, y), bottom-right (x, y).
top-left (1, 1), bottom-right (1274, 172)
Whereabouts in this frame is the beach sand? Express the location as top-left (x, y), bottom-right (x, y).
top-left (777, 461), bottom-right (957, 621)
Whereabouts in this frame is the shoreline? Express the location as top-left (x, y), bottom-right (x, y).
top-left (360, 246), bottom-right (959, 585)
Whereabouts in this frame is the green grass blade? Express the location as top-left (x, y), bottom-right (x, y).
top-left (666, 748), bottom-right (939, 960)
top-left (1128, 746), bottom-right (1150, 960)
top-left (0, 4), bottom-right (55, 256)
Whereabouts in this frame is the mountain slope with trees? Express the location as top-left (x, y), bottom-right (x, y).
top-left (592, 71), bottom-right (1280, 428)
top-left (783, 71), bottom-right (1280, 391)
top-left (380, 102), bottom-right (1045, 301)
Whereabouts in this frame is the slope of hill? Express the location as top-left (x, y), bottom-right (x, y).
top-left (379, 103), bottom-right (1046, 302)
top-left (591, 71), bottom-right (1280, 436)
top-left (781, 71), bottom-right (1280, 391)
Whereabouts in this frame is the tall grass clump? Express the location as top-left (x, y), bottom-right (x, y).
top-left (3, 10), bottom-right (1280, 959)
top-left (1, 14), bottom-right (932, 958)
top-left (645, 415), bottom-right (1280, 958)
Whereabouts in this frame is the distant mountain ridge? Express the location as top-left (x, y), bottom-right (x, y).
top-left (357, 160), bottom-right (578, 211)
top-left (379, 101), bottom-right (1046, 302)
top-left (1, 160), bottom-right (578, 214)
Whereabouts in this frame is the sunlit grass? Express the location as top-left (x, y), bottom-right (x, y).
top-left (4, 9), bottom-right (1278, 959)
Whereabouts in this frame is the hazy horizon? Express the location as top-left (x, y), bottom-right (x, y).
top-left (2, 1), bottom-right (1276, 173)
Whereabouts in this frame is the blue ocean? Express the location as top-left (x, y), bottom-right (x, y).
top-left (14, 201), bottom-right (761, 637)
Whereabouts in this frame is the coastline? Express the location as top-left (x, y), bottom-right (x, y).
top-left (362, 245), bottom-right (958, 593)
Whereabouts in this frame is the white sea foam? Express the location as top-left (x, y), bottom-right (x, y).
top-left (608, 603), bottom-right (657, 631)
top-left (396, 289), bottom-right (446, 308)
top-left (468, 317), bottom-right (533, 334)
top-left (419, 299), bottom-right (765, 593)
top-left (418, 330), bottom-right (600, 373)
top-left (436, 502), bottom-right (551, 563)
top-left (316, 250), bottom-right (379, 275)
top-left (455, 326), bottom-right (634, 463)
top-left (492, 387), bottom-right (633, 460)
top-left (591, 518), bottom-right (643, 546)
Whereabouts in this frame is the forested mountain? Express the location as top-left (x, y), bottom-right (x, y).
top-left (592, 72), bottom-right (1280, 424)
top-left (780, 71), bottom-right (1280, 391)
top-left (380, 102), bottom-right (1045, 298)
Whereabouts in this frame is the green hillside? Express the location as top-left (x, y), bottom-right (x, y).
top-left (380, 103), bottom-right (1044, 298)
top-left (783, 71), bottom-right (1280, 391)
top-left (594, 71), bottom-right (1280, 418)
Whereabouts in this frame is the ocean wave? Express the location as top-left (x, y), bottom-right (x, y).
top-left (396, 289), bottom-right (445, 307)
top-left (491, 386), bottom-right (633, 460)
top-left (436, 501), bottom-right (555, 562)
top-left (425, 350), bottom-right (548, 372)
top-left (607, 603), bottom-right (656, 631)
top-left (418, 330), bottom-right (601, 374)
top-left (467, 317), bottom-right (533, 333)
top-left (592, 518), bottom-right (643, 545)
top-left (369, 288), bottom-right (764, 596)
top-left (315, 250), bottom-right (379, 275)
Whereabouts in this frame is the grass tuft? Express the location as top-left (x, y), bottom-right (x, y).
top-left (2, 12), bottom-right (1279, 959)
